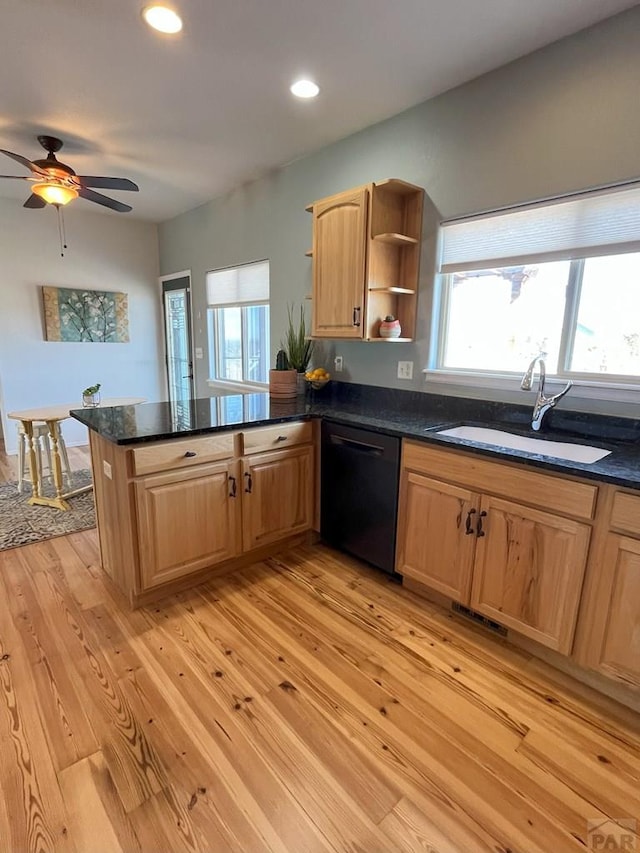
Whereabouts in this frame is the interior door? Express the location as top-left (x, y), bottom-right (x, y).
top-left (162, 275), bottom-right (194, 416)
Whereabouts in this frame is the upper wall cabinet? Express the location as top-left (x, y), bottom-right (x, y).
top-left (308, 179), bottom-right (424, 341)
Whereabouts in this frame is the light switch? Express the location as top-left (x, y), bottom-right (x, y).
top-left (195, 347), bottom-right (204, 359)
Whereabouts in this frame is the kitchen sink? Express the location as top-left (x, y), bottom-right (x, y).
top-left (435, 425), bottom-right (611, 464)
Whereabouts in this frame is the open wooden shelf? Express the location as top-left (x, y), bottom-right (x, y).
top-left (368, 286), bottom-right (415, 295)
top-left (372, 232), bottom-right (418, 246)
top-left (365, 336), bottom-right (414, 343)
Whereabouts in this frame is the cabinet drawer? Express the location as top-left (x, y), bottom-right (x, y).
top-left (241, 421), bottom-right (312, 455)
top-left (131, 433), bottom-right (236, 476)
top-left (610, 491), bottom-right (640, 536)
top-left (402, 440), bottom-right (597, 520)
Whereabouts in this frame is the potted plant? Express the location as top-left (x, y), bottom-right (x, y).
top-left (268, 349), bottom-right (297, 399)
top-left (82, 382), bottom-right (101, 407)
top-left (282, 304), bottom-right (313, 393)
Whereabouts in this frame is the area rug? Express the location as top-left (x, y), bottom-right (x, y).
top-left (0, 469), bottom-right (95, 551)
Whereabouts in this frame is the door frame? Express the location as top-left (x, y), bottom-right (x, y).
top-left (159, 270), bottom-right (195, 403)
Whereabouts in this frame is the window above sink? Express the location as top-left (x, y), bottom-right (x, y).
top-left (429, 183), bottom-right (640, 401)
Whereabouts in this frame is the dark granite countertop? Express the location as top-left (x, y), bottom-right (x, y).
top-left (71, 382), bottom-right (640, 490)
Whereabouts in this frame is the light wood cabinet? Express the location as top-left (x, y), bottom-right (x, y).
top-left (312, 186), bottom-right (368, 338)
top-left (310, 179), bottom-right (424, 341)
top-left (397, 472), bottom-right (478, 602)
top-left (574, 488), bottom-right (640, 687)
top-left (89, 421), bottom-right (315, 606)
top-left (135, 461), bottom-right (240, 590)
top-left (241, 446), bottom-right (313, 552)
top-left (470, 496), bottom-right (591, 653)
top-left (397, 441), bottom-right (593, 654)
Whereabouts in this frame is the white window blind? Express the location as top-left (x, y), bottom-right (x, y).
top-left (206, 260), bottom-right (269, 306)
top-left (439, 183), bottom-right (640, 273)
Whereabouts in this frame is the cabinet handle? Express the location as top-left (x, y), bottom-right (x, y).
top-left (465, 508), bottom-right (476, 535)
top-left (184, 451), bottom-right (197, 458)
top-left (228, 475), bottom-right (237, 498)
top-left (244, 472), bottom-right (253, 493)
top-left (352, 306), bottom-right (361, 327)
top-left (476, 510), bottom-right (487, 538)
top-left (276, 435), bottom-right (288, 442)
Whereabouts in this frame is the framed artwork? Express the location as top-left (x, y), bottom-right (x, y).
top-left (42, 286), bottom-right (129, 343)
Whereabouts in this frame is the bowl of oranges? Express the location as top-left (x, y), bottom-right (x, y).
top-left (305, 367), bottom-right (331, 390)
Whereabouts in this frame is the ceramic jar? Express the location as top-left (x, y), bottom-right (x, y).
top-left (379, 315), bottom-right (401, 338)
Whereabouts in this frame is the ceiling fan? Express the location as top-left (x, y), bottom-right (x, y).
top-left (0, 135), bottom-right (139, 212)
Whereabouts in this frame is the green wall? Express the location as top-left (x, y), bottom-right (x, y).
top-left (159, 6), bottom-right (640, 412)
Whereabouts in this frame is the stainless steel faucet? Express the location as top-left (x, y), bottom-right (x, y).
top-left (520, 356), bottom-right (573, 431)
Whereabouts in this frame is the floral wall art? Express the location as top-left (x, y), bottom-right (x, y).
top-left (42, 286), bottom-right (129, 343)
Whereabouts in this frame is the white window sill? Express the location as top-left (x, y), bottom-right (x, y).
top-left (423, 368), bottom-right (640, 404)
top-left (206, 379), bottom-right (269, 395)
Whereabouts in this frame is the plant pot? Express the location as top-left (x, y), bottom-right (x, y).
top-left (269, 369), bottom-right (297, 399)
top-left (82, 392), bottom-right (101, 407)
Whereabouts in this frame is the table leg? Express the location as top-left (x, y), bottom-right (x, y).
top-left (45, 420), bottom-right (70, 511)
top-left (22, 421), bottom-right (42, 501)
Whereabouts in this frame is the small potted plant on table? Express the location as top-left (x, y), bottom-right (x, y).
top-left (82, 382), bottom-right (101, 407)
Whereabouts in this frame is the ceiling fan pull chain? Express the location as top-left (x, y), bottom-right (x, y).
top-left (55, 204), bottom-right (68, 257)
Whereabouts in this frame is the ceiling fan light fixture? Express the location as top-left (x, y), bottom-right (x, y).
top-left (290, 79), bottom-right (320, 99)
top-left (32, 183), bottom-right (78, 206)
top-left (143, 4), bottom-right (183, 33)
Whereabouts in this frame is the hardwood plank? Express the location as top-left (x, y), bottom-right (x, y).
top-left (58, 752), bottom-right (141, 853)
top-left (0, 583), bottom-right (77, 852)
top-left (378, 795), bottom-right (491, 853)
top-left (14, 558), bottom-right (166, 812)
top-left (0, 548), bottom-right (99, 772)
top-left (517, 725), bottom-right (640, 821)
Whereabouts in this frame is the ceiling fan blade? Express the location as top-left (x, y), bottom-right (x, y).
top-left (77, 176), bottom-right (139, 191)
top-left (0, 149), bottom-right (46, 174)
top-left (0, 174), bottom-right (31, 179)
top-left (78, 187), bottom-right (132, 213)
top-left (24, 194), bottom-right (47, 209)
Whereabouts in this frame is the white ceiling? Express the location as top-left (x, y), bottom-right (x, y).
top-left (0, 0), bottom-right (636, 222)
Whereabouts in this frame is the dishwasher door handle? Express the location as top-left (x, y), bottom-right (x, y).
top-left (330, 435), bottom-right (385, 456)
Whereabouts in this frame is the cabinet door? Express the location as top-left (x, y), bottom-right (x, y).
top-left (585, 534), bottom-right (640, 686)
top-left (135, 461), bottom-right (240, 590)
top-left (312, 187), bottom-right (368, 338)
top-left (396, 472), bottom-right (479, 603)
top-left (242, 446), bottom-right (313, 551)
top-left (470, 496), bottom-right (591, 653)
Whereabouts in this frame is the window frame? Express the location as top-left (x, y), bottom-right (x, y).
top-left (205, 259), bottom-right (270, 393)
top-left (431, 182), bottom-right (640, 401)
top-left (207, 303), bottom-right (270, 392)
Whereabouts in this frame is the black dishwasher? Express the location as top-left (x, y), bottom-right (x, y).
top-left (321, 420), bottom-right (401, 576)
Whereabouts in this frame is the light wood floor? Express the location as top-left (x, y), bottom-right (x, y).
top-left (1, 443), bottom-right (639, 852)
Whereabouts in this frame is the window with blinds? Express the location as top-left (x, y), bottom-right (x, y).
top-left (433, 184), bottom-right (640, 384)
top-left (206, 260), bottom-right (270, 387)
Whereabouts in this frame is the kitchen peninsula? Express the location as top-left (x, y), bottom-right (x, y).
top-left (74, 384), bottom-right (640, 694)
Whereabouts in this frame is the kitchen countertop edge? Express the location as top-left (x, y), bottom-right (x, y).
top-left (71, 398), bottom-right (640, 491)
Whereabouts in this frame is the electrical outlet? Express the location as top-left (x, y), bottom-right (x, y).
top-left (195, 347), bottom-right (203, 359)
top-left (397, 360), bottom-right (413, 380)
top-left (334, 356), bottom-right (343, 373)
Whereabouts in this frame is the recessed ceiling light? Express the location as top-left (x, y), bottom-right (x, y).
top-left (143, 5), bottom-right (183, 34)
top-left (290, 79), bottom-right (320, 99)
